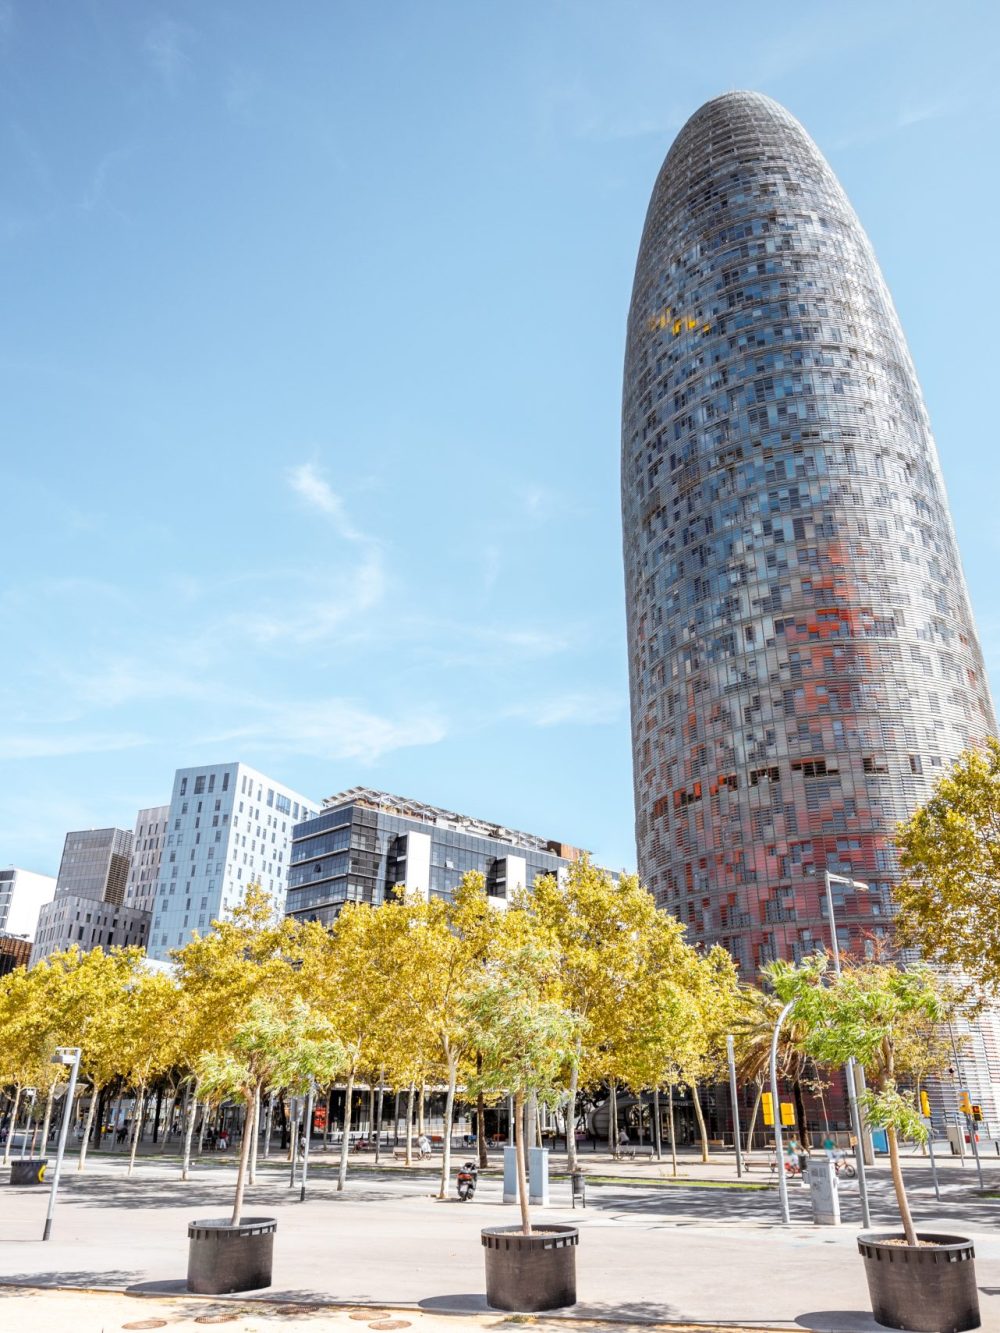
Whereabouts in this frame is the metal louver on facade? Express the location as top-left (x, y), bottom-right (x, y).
top-left (621, 92), bottom-right (995, 975)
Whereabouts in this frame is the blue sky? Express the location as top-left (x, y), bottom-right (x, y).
top-left (2, 1), bottom-right (998, 878)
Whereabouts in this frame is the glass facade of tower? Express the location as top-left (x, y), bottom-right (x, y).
top-left (622, 93), bottom-right (995, 975)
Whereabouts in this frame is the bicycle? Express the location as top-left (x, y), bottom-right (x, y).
top-left (833, 1155), bottom-right (857, 1179)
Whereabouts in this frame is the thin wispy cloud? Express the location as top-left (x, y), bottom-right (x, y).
top-left (207, 697), bottom-right (446, 763)
top-left (0, 731), bottom-right (147, 760)
top-left (144, 18), bottom-right (192, 94)
top-left (507, 690), bottom-right (623, 728)
top-left (82, 147), bottom-right (132, 217)
top-left (288, 462), bottom-right (367, 543)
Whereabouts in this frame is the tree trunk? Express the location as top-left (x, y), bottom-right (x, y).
top-left (197, 1101), bottom-right (207, 1155)
top-left (405, 1083), bottom-right (414, 1165)
top-left (566, 1056), bottom-right (580, 1171)
top-left (887, 1123), bottom-right (917, 1246)
top-left (337, 1069), bottom-right (355, 1191)
top-left (667, 1083), bottom-right (678, 1177)
top-left (438, 1050), bottom-right (458, 1200)
top-left (162, 1087), bottom-right (178, 1146)
top-left (152, 1085), bottom-right (163, 1143)
top-left (93, 1085), bottom-right (108, 1151)
top-left (691, 1082), bottom-right (710, 1162)
top-left (128, 1087), bottom-right (145, 1176)
top-left (40, 1084), bottom-right (56, 1150)
top-left (2, 1085), bottom-right (21, 1165)
top-left (608, 1080), bottom-right (618, 1152)
top-left (374, 1070), bottom-right (385, 1165)
top-left (248, 1088), bottom-right (261, 1185)
top-left (477, 1051), bottom-right (488, 1170)
top-left (231, 1092), bottom-right (257, 1226)
top-left (263, 1093), bottom-right (274, 1159)
top-left (653, 1086), bottom-right (663, 1161)
top-left (745, 1083), bottom-right (762, 1152)
top-left (418, 1080), bottom-right (425, 1135)
top-left (514, 1091), bottom-right (531, 1235)
top-left (793, 1079), bottom-right (810, 1148)
top-left (181, 1077), bottom-right (201, 1182)
top-left (367, 1082), bottom-right (375, 1139)
top-left (77, 1082), bottom-right (100, 1172)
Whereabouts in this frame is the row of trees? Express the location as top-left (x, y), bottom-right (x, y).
top-left (0, 839), bottom-right (972, 1233)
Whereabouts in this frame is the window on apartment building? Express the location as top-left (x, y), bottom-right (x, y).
top-left (180, 778), bottom-right (187, 796)
top-left (222, 771), bottom-right (229, 791)
top-left (194, 776), bottom-right (206, 794)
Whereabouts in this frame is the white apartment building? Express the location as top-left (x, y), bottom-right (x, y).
top-left (146, 762), bottom-right (317, 960)
top-left (124, 804), bottom-right (170, 914)
top-left (0, 867), bottom-right (56, 939)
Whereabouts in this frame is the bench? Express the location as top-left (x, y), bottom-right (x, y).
top-left (613, 1145), bottom-right (654, 1160)
top-left (392, 1146), bottom-right (431, 1161)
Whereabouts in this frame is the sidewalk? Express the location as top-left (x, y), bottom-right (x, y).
top-left (1, 1156), bottom-right (998, 1330)
top-left (0, 1285), bottom-right (789, 1332)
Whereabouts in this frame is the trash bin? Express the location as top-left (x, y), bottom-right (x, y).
top-left (571, 1170), bottom-right (586, 1209)
top-left (10, 1159), bottom-right (47, 1185)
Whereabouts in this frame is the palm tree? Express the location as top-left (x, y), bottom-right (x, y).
top-left (731, 985), bottom-right (828, 1149)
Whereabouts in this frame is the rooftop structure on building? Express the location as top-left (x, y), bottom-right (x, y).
top-left (146, 762), bottom-right (317, 960)
top-left (0, 867), bottom-right (56, 939)
top-left (288, 787), bottom-right (587, 928)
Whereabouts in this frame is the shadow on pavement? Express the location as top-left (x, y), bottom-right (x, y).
top-left (419, 1293), bottom-right (489, 1313)
top-left (794, 1311), bottom-right (881, 1332)
top-left (0, 1270), bottom-right (140, 1289)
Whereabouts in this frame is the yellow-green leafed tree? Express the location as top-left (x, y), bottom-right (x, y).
top-left (309, 896), bottom-right (414, 1191)
top-left (611, 913), bottom-right (704, 1170)
top-left (530, 860), bottom-right (661, 1169)
top-left (0, 965), bottom-right (56, 1163)
top-left (198, 996), bottom-right (344, 1225)
top-left (172, 884), bottom-right (299, 1178)
top-left (404, 872), bottom-right (509, 1199)
top-left (896, 739), bottom-right (1000, 994)
top-left (118, 970), bottom-right (183, 1175)
top-left (464, 918), bottom-right (577, 1235)
top-left (34, 945), bottom-right (147, 1171)
top-left (677, 944), bottom-right (742, 1162)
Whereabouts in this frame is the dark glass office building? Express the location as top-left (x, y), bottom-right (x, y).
top-left (286, 787), bottom-right (584, 927)
top-left (621, 92), bottom-right (995, 974)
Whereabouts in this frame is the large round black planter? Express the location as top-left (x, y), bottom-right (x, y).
top-left (187, 1217), bottom-right (276, 1294)
top-left (858, 1232), bottom-right (980, 1332)
top-left (481, 1224), bottom-right (578, 1312)
top-left (9, 1159), bottom-right (47, 1186)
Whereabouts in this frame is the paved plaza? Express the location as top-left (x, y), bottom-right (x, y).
top-left (1, 1147), bottom-right (999, 1331)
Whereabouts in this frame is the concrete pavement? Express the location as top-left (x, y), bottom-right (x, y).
top-left (0, 1150), bottom-right (998, 1331)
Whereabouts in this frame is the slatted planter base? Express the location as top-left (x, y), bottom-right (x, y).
top-left (187, 1217), bottom-right (276, 1295)
top-left (481, 1224), bottom-right (578, 1312)
top-left (858, 1232), bottom-right (980, 1333)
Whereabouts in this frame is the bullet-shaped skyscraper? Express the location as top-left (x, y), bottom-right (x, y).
top-left (621, 92), bottom-right (995, 974)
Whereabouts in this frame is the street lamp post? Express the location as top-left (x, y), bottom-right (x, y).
top-left (726, 1035), bottom-right (744, 1178)
top-left (43, 1047), bottom-right (81, 1242)
top-left (823, 870), bottom-right (872, 1229)
top-left (770, 1000), bottom-right (797, 1225)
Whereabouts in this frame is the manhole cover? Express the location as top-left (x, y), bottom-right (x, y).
top-left (195, 1317), bottom-right (238, 1326)
top-left (122, 1322), bottom-right (169, 1331)
top-left (368, 1323), bottom-right (411, 1331)
top-left (350, 1315), bottom-right (385, 1322)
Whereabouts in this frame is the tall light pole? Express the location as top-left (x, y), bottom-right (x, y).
top-left (726, 1035), bottom-right (744, 1178)
top-left (43, 1047), bottom-right (81, 1242)
top-left (770, 1000), bottom-right (796, 1225)
top-left (823, 870), bottom-right (872, 1229)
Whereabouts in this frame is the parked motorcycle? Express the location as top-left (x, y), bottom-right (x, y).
top-left (456, 1160), bottom-right (478, 1201)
